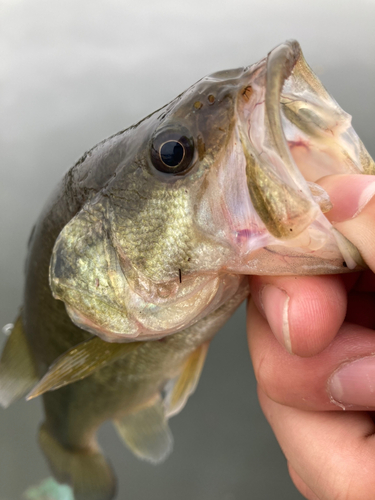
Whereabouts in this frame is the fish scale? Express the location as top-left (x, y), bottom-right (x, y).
top-left (113, 187), bottom-right (193, 281)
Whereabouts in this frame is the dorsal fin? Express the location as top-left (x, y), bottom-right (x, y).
top-left (27, 337), bottom-right (142, 399)
top-left (165, 341), bottom-right (209, 418)
top-left (0, 313), bottom-right (39, 408)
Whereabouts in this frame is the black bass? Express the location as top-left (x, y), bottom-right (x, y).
top-left (0, 40), bottom-right (373, 500)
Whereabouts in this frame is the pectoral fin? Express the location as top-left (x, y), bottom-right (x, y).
top-left (114, 397), bottom-right (173, 464)
top-left (0, 313), bottom-right (38, 408)
top-left (165, 341), bottom-right (209, 418)
top-left (27, 337), bottom-right (142, 400)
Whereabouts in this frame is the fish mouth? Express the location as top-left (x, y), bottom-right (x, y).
top-left (227, 40), bottom-right (373, 272)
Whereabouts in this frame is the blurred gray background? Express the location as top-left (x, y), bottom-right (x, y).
top-left (0, 1), bottom-right (374, 499)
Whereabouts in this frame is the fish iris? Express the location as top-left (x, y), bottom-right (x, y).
top-left (150, 129), bottom-right (194, 174)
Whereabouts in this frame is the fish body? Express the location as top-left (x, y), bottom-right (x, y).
top-left (1, 41), bottom-right (374, 500)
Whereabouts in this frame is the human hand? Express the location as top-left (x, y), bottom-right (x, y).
top-left (247, 174), bottom-right (375, 500)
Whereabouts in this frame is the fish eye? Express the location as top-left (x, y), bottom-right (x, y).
top-left (150, 130), bottom-right (194, 174)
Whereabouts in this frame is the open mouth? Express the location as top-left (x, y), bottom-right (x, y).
top-left (232, 40), bottom-right (374, 271)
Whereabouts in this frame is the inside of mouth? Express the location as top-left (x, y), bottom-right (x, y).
top-left (279, 41), bottom-right (372, 186)
top-left (232, 42), bottom-right (374, 268)
top-left (243, 42), bottom-right (371, 232)
top-left (281, 70), bottom-right (363, 183)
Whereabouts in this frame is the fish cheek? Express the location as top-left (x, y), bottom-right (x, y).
top-left (107, 166), bottom-right (197, 284)
top-left (49, 205), bottom-right (135, 339)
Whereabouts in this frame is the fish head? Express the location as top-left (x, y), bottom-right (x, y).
top-left (49, 40), bottom-right (373, 342)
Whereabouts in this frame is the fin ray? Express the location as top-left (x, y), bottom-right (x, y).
top-left (165, 341), bottom-right (209, 418)
top-left (27, 337), bottom-right (141, 399)
top-left (114, 396), bottom-right (173, 464)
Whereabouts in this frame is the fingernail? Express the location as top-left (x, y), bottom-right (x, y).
top-left (261, 286), bottom-right (292, 354)
top-left (329, 356), bottom-right (375, 408)
top-left (324, 175), bottom-right (375, 223)
top-left (353, 181), bottom-right (375, 218)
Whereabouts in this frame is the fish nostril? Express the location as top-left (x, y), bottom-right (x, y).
top-left (241, 86), bottom-right (253, 102)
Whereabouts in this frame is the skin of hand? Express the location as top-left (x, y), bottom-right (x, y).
top-left (247, 174), bottom-right (375, 500)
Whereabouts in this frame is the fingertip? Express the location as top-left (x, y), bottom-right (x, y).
top-left (288, 276), bottom-right (346, 356)
top-left (317, 174), bottom-right (375, 224)
top-left (318, 174), bottom-right (375, 273)
top-left (249, 275), bottom-right (346, 357)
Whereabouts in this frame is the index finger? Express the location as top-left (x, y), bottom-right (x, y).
top-left (258, 388), bottom-right (375, 500)
top-left (318, 174), bottom-right (375, 272)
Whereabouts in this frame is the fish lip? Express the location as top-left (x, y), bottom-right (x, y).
top-left (264, 40), bottom-right (309, 190)
top-left (234, 40), bottom-right (319, 243)
top-left (249, 39), bottom-right (313, 196)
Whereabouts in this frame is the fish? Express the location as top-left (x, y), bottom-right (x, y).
top-left (0, 40), bottom-right (373, 500)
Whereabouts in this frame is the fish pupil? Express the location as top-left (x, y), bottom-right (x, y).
top-left (160, 140), bottom-right (185, 167)
top-left (150, 129), bottom-right (194, 174)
